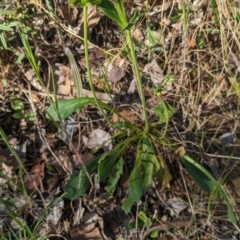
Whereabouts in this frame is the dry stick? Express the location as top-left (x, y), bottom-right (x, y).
top-left (141, 217), bottom-right (207, 240)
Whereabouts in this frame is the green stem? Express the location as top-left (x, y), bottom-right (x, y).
top-left (125, 30), bottom-right (149, 131)
top-left (83, 6), bottom-right (111, 125)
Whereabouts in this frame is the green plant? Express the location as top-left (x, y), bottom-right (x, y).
top-left (0, 195), bottom-right (62, 240)
top-left (10, 95), bottom-right (35, 121)
top-left (0, 128), bottom-right (53, 239)
top-left (0, 6), bottom-right (19, 51)
top-left (45, 0), bottom-right (237, 224)
top-left (198, 33), bottom-right (205, 49)
top-left (128, 211), bottom-right (159, 238)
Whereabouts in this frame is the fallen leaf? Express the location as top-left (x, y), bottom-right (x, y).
top-left (160, 157), bottom-right (172, 188)
top-left (219, 132), bottom-right (235, 149)
top-left (127, 79), bottom-right (136, 93)
top-left (187, 37), bottom-right (197, 49)
top-left (0, 163), bottom-right (13, 186)
top-left (10, 217), bottom-right (25, 230)
top-left (78, 49), bottom-right (105, 68)
top-left (168, 197), bottom-right (188, 216)
top-left (58, 5), bottom-right (79, 25)
top-left (71, 225), bottom-right (103, 240)
top-left (175, 146), bottom-right (186, 156)
top-left (24, 162), bottom-right (45, 192)
top-left (47, 199), bottom-right (64, 225)
top-left (87, 129), bottom-right (112, 151)
top-left (112, 108), bottom-right (135, 123)
top-left (70, 214), bottom-right (103, 240)
top-left (143, 59), bottom-right (164, 86)
top-left (43, 63), bottom-right (71, 95)
top-left (108, 65), bottom-right (126, 83)
top-left (79, 7), bottom-right (104, 38)
top-left (71, 153), bottom-right (95, 168)
top-left (58, 117), bottom-right (78, 144)
top-left (133, 27), bottom-right (144, 43)
top-left (119, 172), bottom-right (129, 196)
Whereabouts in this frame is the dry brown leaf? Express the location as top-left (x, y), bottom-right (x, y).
top-left (78, 49), bottom-right (105, 68)
top-left (187, 37), bottom-right (197, 48)
top-left (146, 95), bottom-right (161, 108)
top-left (71, 225), bottom-right (103, 240)
top-left (47, 199), bottom-right (64, 225)
top-left (24, 162), bottom-right (45, 192)
top-left (119, 172), bottom-right (129, 196)
top-left (143, 59), bottom-right (164, 86)
top-left (43, 63), bottom-right (71, 95)
top-left (79, 7), bottom-right (104, 38)
top-left (24, 66), bottom-right (114, 102)
top-left (70, 214), bottom-right (103, 240)
top-left (112, 108), bottom-right (135, 123)
top-left (108, 64), bottom-right (126, 83)
top-left (58, 6), bottom-right (79, 25)
top-left (133, 28), bottom-right (144, 43)
top-left (175, 146), bottom-right (186, 156)
top-left (87, 129), bottom-right (112, 151)
top-left (71, 153), bottom-right (95, 168)
top-left (144, 87), bottom-right (154, 97)
top-left (0, 163), bottom-right (13, 186)
top-left (0, 80), bottom-right (3, 91)
top-left (159, 156), bottom-right (172, 188)
top-left (47, 175), bottom-right (60, 193)
top-left (208, 113), bottom-right (226, 127)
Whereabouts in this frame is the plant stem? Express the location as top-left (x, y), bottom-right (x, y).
top-left (83, 6), bottom-right (111, 125)
top-left (125, 30), bottom-right (149, 131)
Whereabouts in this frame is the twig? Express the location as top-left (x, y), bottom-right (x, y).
top-left (141, 217), bottom-right (207, 240)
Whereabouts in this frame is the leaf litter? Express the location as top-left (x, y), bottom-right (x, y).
top-left (1, 0), bottom-right (240, 239)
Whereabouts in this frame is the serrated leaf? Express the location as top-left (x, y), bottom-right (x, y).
top-left (106, 157), bottom-right (124, 195)
top-left (46, 97), bottom-right (112, 121)
top-left (129, 167), bottom-right (143, 202)
top-left (152, 102), bottom-right (175, 124)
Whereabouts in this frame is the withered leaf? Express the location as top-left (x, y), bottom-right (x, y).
top-left (24, 162), bottom-right (45, 192)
